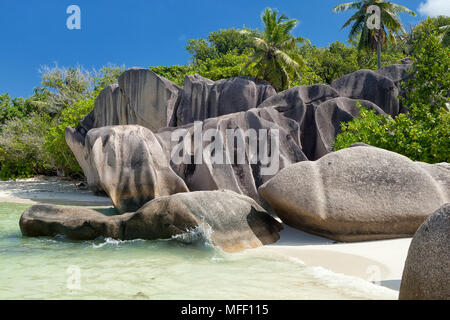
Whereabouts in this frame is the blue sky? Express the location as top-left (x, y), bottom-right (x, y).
top-left (0, 0), bottom-right (437, 98)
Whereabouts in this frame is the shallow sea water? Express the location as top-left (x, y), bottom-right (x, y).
top-left (0, 202), bottom-right (397, 300)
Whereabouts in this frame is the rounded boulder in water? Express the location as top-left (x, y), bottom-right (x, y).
top-left (19, 190), bottom-right (282, 253)
top-left (121, 190), bottom-right (283, 252)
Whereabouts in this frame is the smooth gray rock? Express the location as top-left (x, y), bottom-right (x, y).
top-left (436, 162), bottom-right (450, 170)
top-left (259, 146), bottom-right (449, 242)
top-left (399, 204), bottom-right (450, 300)
top-left (67, 107), bottom-right (307, 211)
top-left (158, 106), bottom-right (307, 207)
top-left (176, 75), bottom-right (276, 126)
top-left (19, 191), bottom-right (283, 253)
top-left (65, 126), bottom-right (97, 191)
top-left (415, 162), bottom-right (450, 199)
top-left (257, 84), bottom-right (340, 159)
top-left (20, 205), bottom-right (122, 240)
top-left (315, 97), bottom-right (386, 159)
top-left (118, 68), bottom-right (183, 130)
top-left (376, 64), bottom-right (414, 87)
top-left (331, 69), bottom-right (400, 116)
top-left (71, 125), bottom-right (189, 213)
top-left (65, 69), bottom-right (184, 168)
top-left (92, 83), bottom-right (129, 128)
top-left (376, 64), bottom-right (415, 113)
top-left (123, 190), bottom-right (282, 252)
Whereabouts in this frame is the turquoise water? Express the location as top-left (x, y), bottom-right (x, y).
top-left (0, 202), bottom-right (396, 300)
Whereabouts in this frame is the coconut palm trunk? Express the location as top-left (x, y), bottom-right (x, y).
top-left (376, 27), bottom-right (382, 69)
top-left (377, 39), bottom-right (382, 69)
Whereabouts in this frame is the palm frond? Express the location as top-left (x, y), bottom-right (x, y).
top-left (273, 49), bottom-right (300, 70)
top-left (348, 14), bottom-right (366, 39)
top-left (388, 3), bottom-right (417, 16)
top-left (341, 10), bottom-right (365, 30)
top-left (253, 37), bottom-right (269, 51)
top-left (381, 9), bottom-right (404, 33)
top-left (333, 2), bottom-right (362, 13)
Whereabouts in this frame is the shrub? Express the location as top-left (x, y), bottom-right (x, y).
top-left (0, 113), bottom-right (53, 180)
top-left (43, 96), bottom-right (96, 177)
top-left (150, 65), bottom-right (194, 87)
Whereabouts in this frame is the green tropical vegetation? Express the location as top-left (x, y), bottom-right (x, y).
top-left (0, 5), bottom-right (448, 180)
top-left (241, 8), bottom-right (307, 91)
top-left (334, 18), bottom-right (450, 163)
top-left (0, 66), bottom-right (123, 179)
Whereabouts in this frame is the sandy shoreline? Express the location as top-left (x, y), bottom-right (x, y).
top-left (0, 177), bottom-right (113, 206)
top-left (0, 177), bottom-right (410, 295)
top-left (263, 226), bottom-right (410, 292)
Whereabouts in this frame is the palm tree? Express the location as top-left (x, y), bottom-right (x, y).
top-left (243, 8), bottom-right (307, 91)
top-left (333, 0), bottom-right (416, 69)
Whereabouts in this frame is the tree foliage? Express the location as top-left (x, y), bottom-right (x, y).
top-left (0, 65), bottom-right (122, 180)
top-left (244, 8), bottom-right (307, 91)
top-left (43, 97), bottom-right (96, 177)
top-left (333, 0), bottom-right (416, 51)
top-left (0, 113), bottom-right (52, 180)
top-left (333, 0), bottom-right (416, 68)
top-left (186, 28), bottom-right (255, 63)
top-left (149, 65), bottom-right (193, 87)
top-left (334, 19), bottom-right (450, 163)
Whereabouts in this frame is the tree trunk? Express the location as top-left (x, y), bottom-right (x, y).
top-left (377, 30), bottom-right (382, 70)
top-left (377, 40), bottom-right (382, 70)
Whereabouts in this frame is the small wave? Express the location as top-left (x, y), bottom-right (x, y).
top-left (285, 255), bottom-right (398, 300)
top-left (171, 223), bottom-right (214, 247)
top-left (287, 256), bottom-right (306, 265)
top-left (92, 238), bottom-right (122, 249)
top-left (91, 237), bottom-right (147, 249)
top-left (308, 266), bottom-right (397, 300)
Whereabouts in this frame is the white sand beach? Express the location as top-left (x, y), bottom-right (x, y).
top-left (0, 177), bottom-right (411, 294)
top-left (263, 226), bottom-right (411, 292)
top-left (0, 176), bottom-right (112, 206)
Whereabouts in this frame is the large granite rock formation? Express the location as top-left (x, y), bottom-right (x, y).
top-left (331, 69), bottom-right (400, 116)
top-left (65, 65), bottom-right (419, 215)
top-left (175, 75), bottom-right (276, 126)
top-left (375, 63), bottom-right (414, 114)
top-left (415, 162), bottom-right (450, 199)
top-left (158, 106), bottom-right (307, 208)
top-left (375, 63), bottom-right (414, 91)
top-left (92, 83), bottom-right (129, 128)
top-left (20, 190), bottom-right (282, 253)
top-left (118, 68), bottom-right (183, 130)
top-left (68, 109), bottom-right (307, 213)
top-left (65, 68), bottom-right (184, 155)
top-left (258, 146), bottom-right (449, 242)
top-left (399, 204), bottom-right (450, 300)
top-left (67, 125), bottom-right (189, 213)
top-left (257, 84), bottom-right (340, 159)
top-left (314, 97), bottom-right (386, 159)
